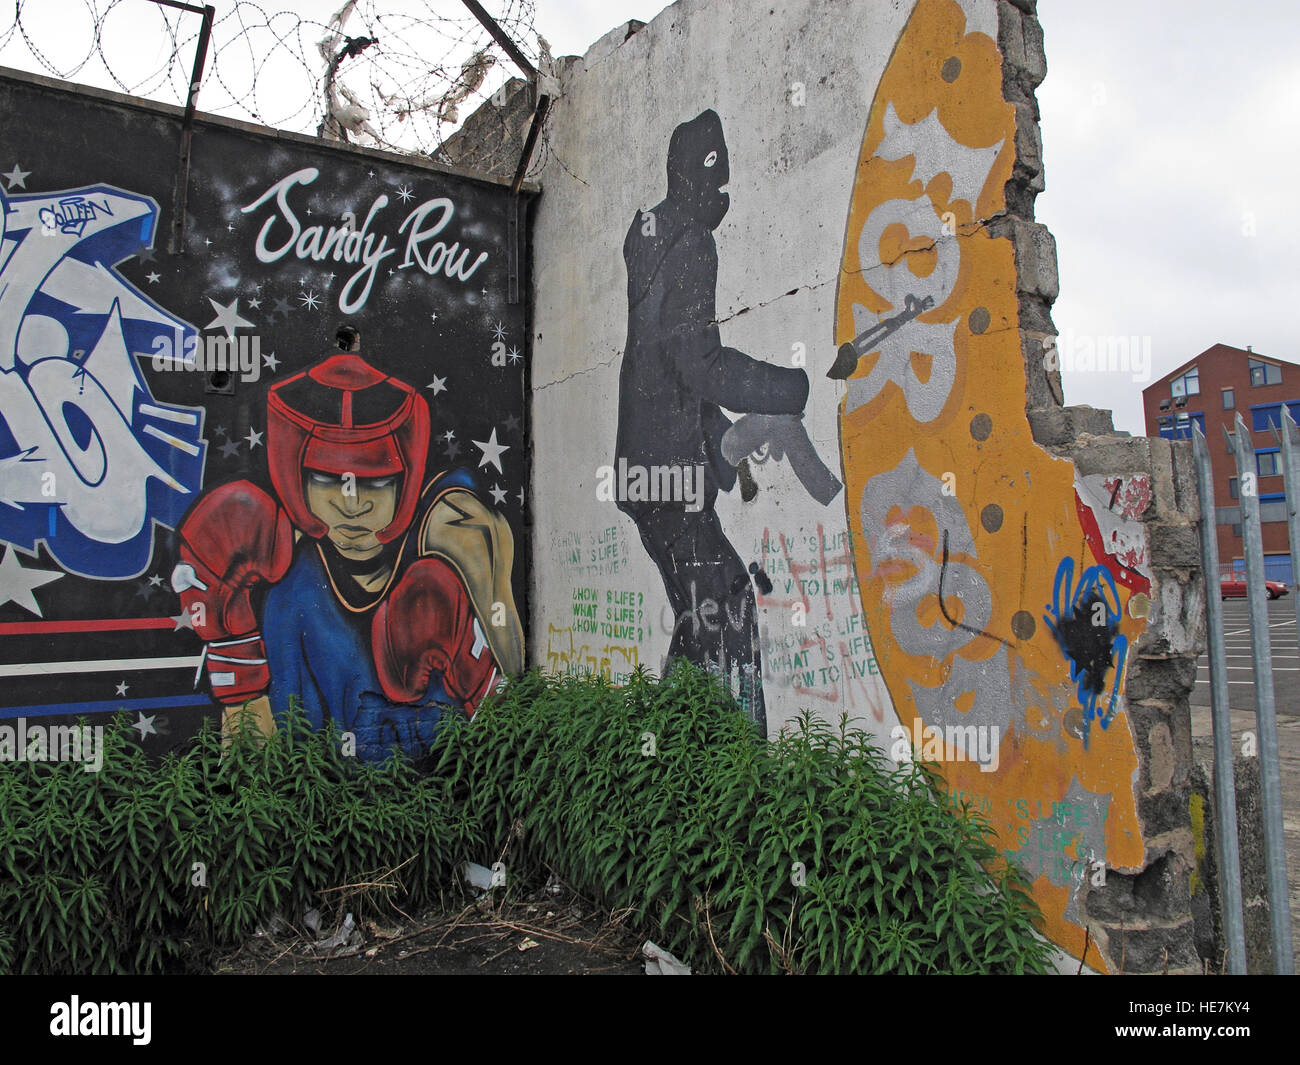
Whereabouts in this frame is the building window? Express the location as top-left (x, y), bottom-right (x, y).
top-left (1231, 524), bottom-right (1242, 537)
top-left (1249, 357), bottom-right (1282, 387)
top-left (1253, 404), bottom-right (1283, 431)
top-left (1168, 411), bottom-right (1203, 440)
top-left (1222, 388), bottom-right (1235, 409)
top-left (1229, 477), bottom-right (1239, 499)
top-left (1171, 367), bottom-right (1200, 398)
top-left (1257, 451), bottom-right (1281, 477)
top-left (1226, 431), bottom-right (1236, 454)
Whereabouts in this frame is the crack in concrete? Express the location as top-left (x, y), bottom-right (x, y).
top-left (534, 349), bottom-right (621, 391)
top-left (712, 276), bottom-right (837, 327)
top-left (837, 214), bottom-right (1002, 280)
top-left (535, 216), bottom-right (1011, 385)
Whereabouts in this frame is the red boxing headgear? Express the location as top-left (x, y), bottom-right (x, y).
top-left (266, 353), bottom-right (431, 543)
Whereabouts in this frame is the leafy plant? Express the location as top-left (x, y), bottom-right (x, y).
top-left (0, 701), bottom-right (475, 974)
top-left (434, 662), bottom-right (1052, 974)
top-left (0, 666), bottom-right (1052, 975)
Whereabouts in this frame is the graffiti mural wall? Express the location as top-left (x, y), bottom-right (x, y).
top-left (0, 72), bottom-right (529, 761)
top-left (525, 0), bottom-right (1188, 971)
top-left (834, 0), bottom-right (1151, 965)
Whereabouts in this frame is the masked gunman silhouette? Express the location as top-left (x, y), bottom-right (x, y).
top-left (615, 110), bottom-right (810, 735)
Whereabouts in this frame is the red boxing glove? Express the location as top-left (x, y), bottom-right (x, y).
top-left (372, 557), bottom-right (499, 715)
top-left (171, 481), bottom-right (294, 704)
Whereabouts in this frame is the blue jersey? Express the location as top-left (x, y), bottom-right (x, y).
top-left (262, 468), bottom-right (480, 761)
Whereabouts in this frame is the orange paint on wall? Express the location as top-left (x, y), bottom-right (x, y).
top-left (836, 0), bottom-right (1147, 970)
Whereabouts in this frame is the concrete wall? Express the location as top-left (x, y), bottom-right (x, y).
top-left (521, 0), bottom-right (1201, 972)
top-left (0, 70), bottom-right (530, 761)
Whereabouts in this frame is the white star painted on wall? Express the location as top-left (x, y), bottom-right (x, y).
top-left (3, 164), bottom-right (30, 189)
top-left (491, 321), bottom-right (506, 342)
top-left (263, 351), bottom-right (280, 372)
top-left (116, 681), bottom-right (129, 697)
top-left (205, 297), bottom-right (254, 339)
top-left (132, 713), bottom-right (158, 739)
top-left (490, 484), bottom-right (507, 505)
top-left (472, 429), bottom-right (509, 474)
top-left (172, 611), bottom-right (195, 631)
top-left (516, 487), bottom-right (526, 507)
top-left (245, 427), bottom-right (264, 449)
top-left (442, 430), bottom-right (455, 442)
top-left (299, 290), bottom-right (321, 310)
top-left (396, 184), bottom-right (414, 203)
top-left (507, 346), bottom-right (521, 364)
top-left (248, 297), bottom-right (262, 310)
top-left (146, 271), bottom-right (161, 284)
top-left (0, 546), bottom-right (63, 617)
top-left (427, 376), bottom-right (447, 395)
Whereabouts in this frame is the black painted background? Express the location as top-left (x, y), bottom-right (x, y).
top-left (0, 73), bottom-right (532, 754)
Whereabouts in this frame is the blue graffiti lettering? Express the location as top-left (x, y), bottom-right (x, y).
top-left (0, 184), bottom-right (206, 579)
top-left (1043, 557), bottom-right (1127, 748)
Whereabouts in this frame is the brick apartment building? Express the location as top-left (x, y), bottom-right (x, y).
top-left (1142, 343), bottom-right (1298, 584)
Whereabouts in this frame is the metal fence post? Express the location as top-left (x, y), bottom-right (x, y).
top-left (1275, 407), bottom-right (1300, 641)
top-left (162, 1), bottom-right (216, 253)
top-left (1229, 412), bottom-right (1295, 972)
top-left (1192, 427), bottom-right (1247, 973)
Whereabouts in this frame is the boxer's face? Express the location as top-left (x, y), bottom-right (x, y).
top-left (305, 469), bottom-right (398, 560)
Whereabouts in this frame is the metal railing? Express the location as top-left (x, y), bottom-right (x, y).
top-left (1193, 415), bottom-right (1296, 973)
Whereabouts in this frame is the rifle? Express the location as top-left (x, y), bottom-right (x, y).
top-left (720, 413), bottom-right (842, 506)
top-left (826, 293), bottom-right (934, 379)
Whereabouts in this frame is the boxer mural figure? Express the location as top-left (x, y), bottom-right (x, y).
top-left (172, 332), bottom-right (523, 761)
top-left (616, 110), bottom-right (819, 734)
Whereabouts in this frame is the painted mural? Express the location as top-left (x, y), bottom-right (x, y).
top-left (525, 0), bottom-right (1165, 970)
top-left (174, 346), bottom-right (523, 759)
top-left (0, 74), bottom-right (529, 760)
top-left (614, 109), bottom-right (841, 733)
top-left (835, 0), bottom-right (1149, 968)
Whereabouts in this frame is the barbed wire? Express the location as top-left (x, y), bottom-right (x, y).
top-left (0, 0), bottom-right (547, 155)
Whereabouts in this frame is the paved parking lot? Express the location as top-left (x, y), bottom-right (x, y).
top-left (1193, 597), bottom-right (1299, 716)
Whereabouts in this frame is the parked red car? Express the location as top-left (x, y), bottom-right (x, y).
top-left (1220, 576), bottom-right (1290, 600)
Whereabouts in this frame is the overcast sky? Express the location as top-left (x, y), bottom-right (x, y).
top-left (536, 1), bottom-right (1300, 436)
top-left (4, 1), bottom-right (1296, 435)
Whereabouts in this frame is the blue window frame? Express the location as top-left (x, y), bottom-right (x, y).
top-left (1171, 368), bottom-right (1200, 398)
top-left (1252, 404), bottom-right (1282, 431)
top-left (1249, 358), bottom-right (1282, 387)
top-left (1165, 411), bottom-right (1204, 440)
